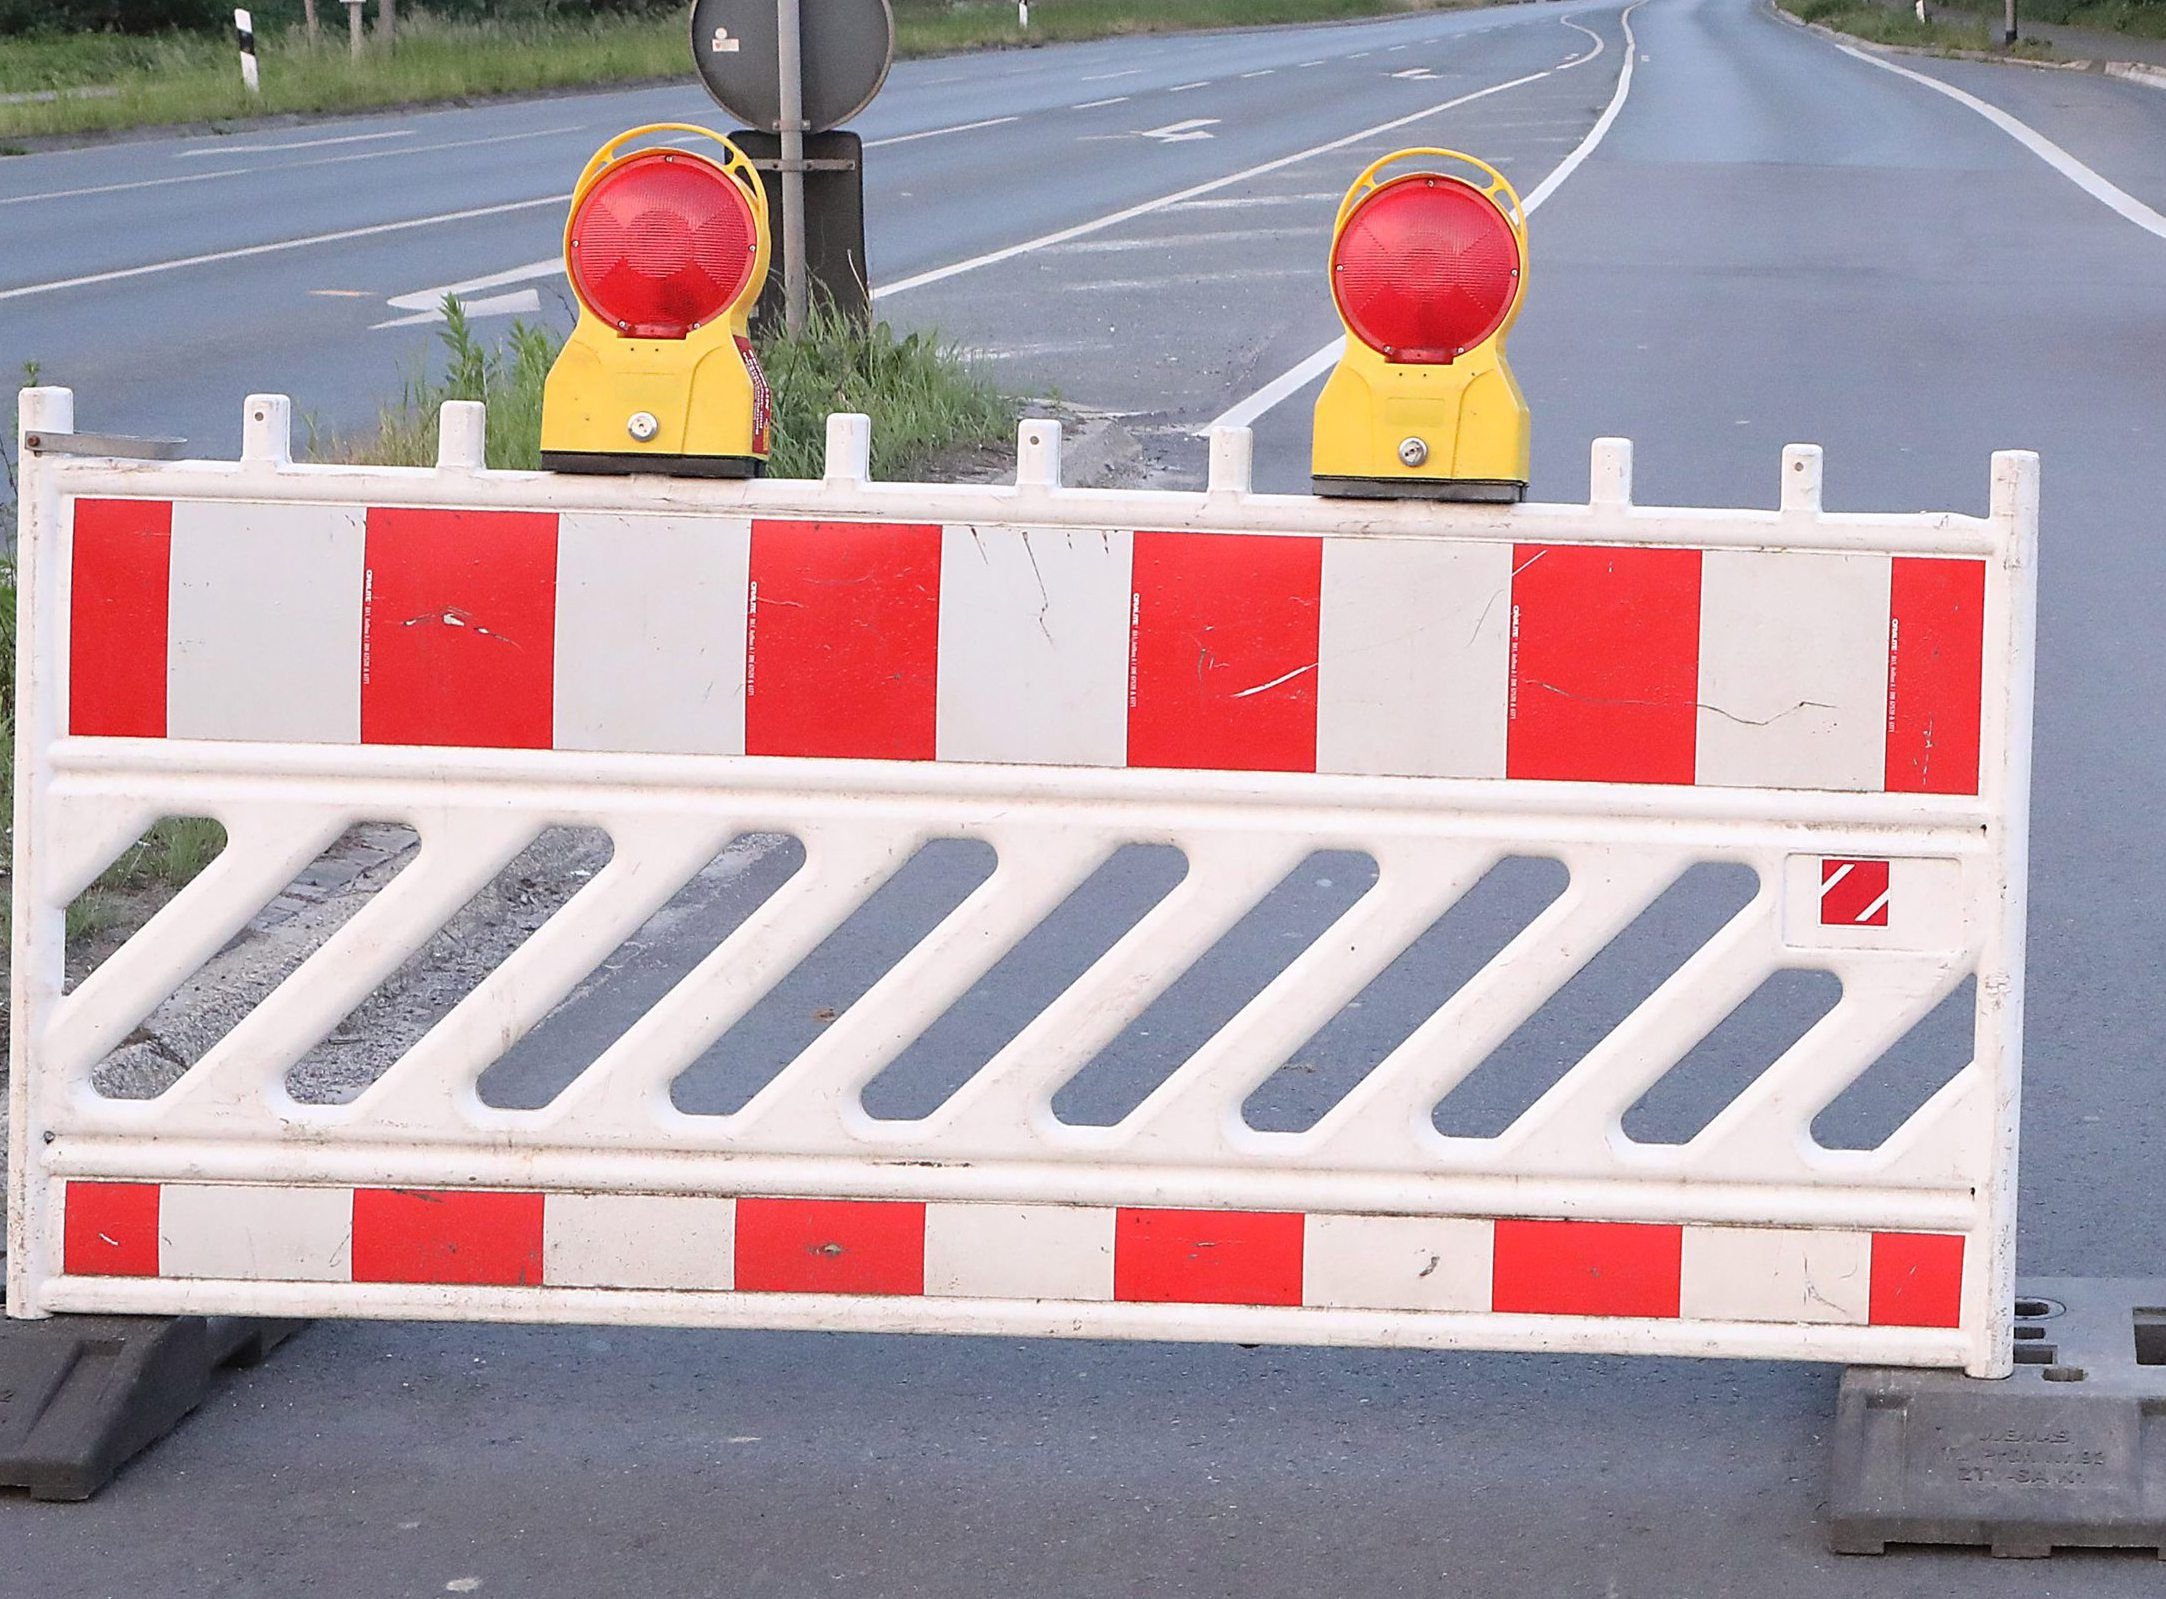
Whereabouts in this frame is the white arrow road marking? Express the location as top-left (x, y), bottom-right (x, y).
top-left (372, 256), bottom-right (563, 329)
top-left (1139, 118), bottom-right (1220, 143)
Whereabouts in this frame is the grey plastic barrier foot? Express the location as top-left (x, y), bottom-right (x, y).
top-left (1828, 1277), bottom-right (2166, 1558)
top-left (0, 1315), bottom-right (305, 1501)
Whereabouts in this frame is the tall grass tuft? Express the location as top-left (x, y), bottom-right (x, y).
top-left (324, 297), bottom-right (1012, 481)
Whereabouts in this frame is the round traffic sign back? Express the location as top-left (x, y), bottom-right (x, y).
top-left (690, 0), bottom-right (895, 135)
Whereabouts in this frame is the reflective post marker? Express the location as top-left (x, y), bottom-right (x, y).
top-left (235, 9), bottom-right (259, 95)
top-left (777, 0), bottom-right (809, 333)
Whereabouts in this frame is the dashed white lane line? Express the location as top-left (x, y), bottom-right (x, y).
top-left (0, 123), bottom-right (586, 209)
top-left (1081, 68), bottom-right (1145, 81)
top-left (1072, 95), bottom-right (1131, 109)
top-left (1199, 6), bottom-right (1639, 435)
top-left (0, 193), bottom-right (568, 304)
top-left (1065, 266), bottom-right (1312, 292)
top-left (1826, 37), bottom-right (2166, 242)
top-left (1170, 81), bottom-right (1211, 91)
top-left (174, 129), bottom-right (410, 157)
top-left (867, 114), bottom-right (1021, 148)
top-left (1241, 69), bottom-right (1277, 78)
top-left (874, 38), bottom-right (1586, 303)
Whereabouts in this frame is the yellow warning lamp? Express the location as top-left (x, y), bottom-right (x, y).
top-left (540, 124), bottom-right (774, 477)
top-left (1311, 149), bottom-right (1530, 502)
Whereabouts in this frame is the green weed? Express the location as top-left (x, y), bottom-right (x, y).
top-left (324, 295), bottom-right (1012, 481)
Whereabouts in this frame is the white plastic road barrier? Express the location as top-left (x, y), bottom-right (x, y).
top-left (6, 389), bottom-right (2037, 1377)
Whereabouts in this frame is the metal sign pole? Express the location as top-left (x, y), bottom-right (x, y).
top-left (776, 0), bottom-right (809, 334)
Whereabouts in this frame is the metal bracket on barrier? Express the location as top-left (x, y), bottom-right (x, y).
top-left (21, 430), bottom-right (187, 461)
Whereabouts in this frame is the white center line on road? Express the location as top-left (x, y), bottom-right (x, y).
top-left (175, 129), bottom-right (411, 157)
top-left (875, 31), bottom-right (1593, 305)
top-left (1823, 34), bottom-right (2166, 243)
top-left (1240, 69), bottom-right (1276, 78)
top-left (1298, 59), bottom-right (1325, 67)
top-left (866, 115), bottom-right (1021, 148)
top-left (0, 193), bottom-right (569, 304)
top-left (1081, 68), bottom-right (1145, 81)
top-left (1199, 6), bottom-right (1638, 435)
top-left (1170, 81), bottom-right (1210, 92)
top-left (0, 123), bottom-right (587, 208)
top-left (1072, 96), bottom-right (1131, 109)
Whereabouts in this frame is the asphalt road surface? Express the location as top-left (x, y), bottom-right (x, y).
top-left (7, 0), bottom-right (2166, 1593)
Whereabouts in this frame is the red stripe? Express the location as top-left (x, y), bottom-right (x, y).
top-left (1127, 532), bottom-right (1322, 773)
top-left (69, 499), bottom-right (172, 738)
top-left (1112, 1207), bottom-right (1304, 1306)
top-left (1885, 557), bottom-right (1985, 795)
top-left (63, 1180), bottom-right (161, 1277)
top-left (360, 508), bottom-right (558, 749)
top-left (1491, 1219), bottom-right (1683, 1318)
top-left (1506, 545), bottom-right (1701, 785)
top-left (743, 520), bottom-right (942, 760)
top-left (350, 1188), bottom-right (545, 1286)
top-left (1868, 1232), bottom-right (1964, 1328)
top-left (734, 1198), bottom-right (926, 1295)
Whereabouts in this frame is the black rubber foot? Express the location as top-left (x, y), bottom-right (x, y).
top-left (0, 1315), bottom-right (304, 1501)
top-left (1827, 1277), bottom-right (2166, 1558)
top-left (1310, 474), bottom-right (1524, 504)
top-left (540, 451), bottom-right (764, 479)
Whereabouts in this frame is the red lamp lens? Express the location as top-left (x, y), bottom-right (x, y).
top-left (1330, 174), bottom-right (1520, 363)
top-left (568, 150), bottom-right (759, 339)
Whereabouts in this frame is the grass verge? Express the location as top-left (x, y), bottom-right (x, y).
top-left (321, 296), bottom-right (1015, 481)
top-left (3, 0), bottom-right (1477, 142)
top-left (1783, 0), bottom-right (2058, 54)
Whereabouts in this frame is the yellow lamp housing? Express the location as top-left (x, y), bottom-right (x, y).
top-left (1311, 149), bottom-right (1531, 503)
top-left (541, 124), bottom-right (774, 477)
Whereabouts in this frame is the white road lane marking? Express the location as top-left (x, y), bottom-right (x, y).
top-left (0, 193), bottom-right (569, 303)
top-left (1081, 68), bottom-right (1144, 81)
top-left (875, 45), bottom-right (1582, 303)
top-left (867, 115), bottom-right (1021, 148)
top-left (1170, 81), bottom-right (1210, 92)
top-left (374, 288), bottom-right (542, 329)
top-left (1240, 69), bottom-right (1277, 78)
top-left (1065, 267), bottom-right (1312, 292)
top-left (0, 124), bottom-right (585, 208)
top-left (175, 129), bottom-right (410, 157)
top-left (1166, 191), bottom-right (1340, 210)
top-left (1072, 96), bottom-right (1131, 109)
top-left (1198, 6), bottom-right (1638, 435)
top-left (372, 256), bottom-right (565, 327)
top-left (1827, 37), bottom-right (2166, 242)
top-left (1044, 226), bottom-right (1306, 253)
top-left (1138, 118), bottom-right (1220, 143)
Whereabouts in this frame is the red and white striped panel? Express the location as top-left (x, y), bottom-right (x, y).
top-left (57, 1181), bottom-right (1967, 1330)
top-left (67, 500), bottom-right (1988, 793)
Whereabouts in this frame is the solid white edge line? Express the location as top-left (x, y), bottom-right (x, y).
top-left (1199, 4), bottom-right (1640, 436)
top-left (873, 62), bottom-right (1570, 302)
top-left (1822, 33), bottom-right (2166, 242)
top-left (0, 193), bottom-right (569, 303)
